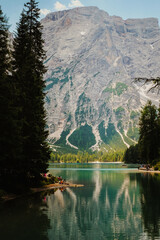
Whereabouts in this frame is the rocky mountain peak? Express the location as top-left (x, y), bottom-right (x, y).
top-left (42, 7), bottom-right (160, 151)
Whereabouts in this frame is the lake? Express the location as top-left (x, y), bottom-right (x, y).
top-left (0, 163), bottom-right (160, 240)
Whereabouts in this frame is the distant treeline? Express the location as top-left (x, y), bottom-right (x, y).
top-left (50, 150), bottom-right (124, 163)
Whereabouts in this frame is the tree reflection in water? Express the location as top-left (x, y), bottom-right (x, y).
top-left (0, 170), bottom-right (160, 240)
top-left (47, 171), bottom-right (143, 240)
top-left (138, 173), bottom-right (160, 239)
top-left (0, 190), bottom-right (54, 240)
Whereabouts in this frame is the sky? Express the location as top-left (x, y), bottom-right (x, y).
top-left (1, 0), bottom-right (160, 32)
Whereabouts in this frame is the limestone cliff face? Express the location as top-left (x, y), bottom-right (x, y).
top-left (42, 7), bottom-right (160, 150)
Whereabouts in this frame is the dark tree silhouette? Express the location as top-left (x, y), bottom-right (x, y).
top-left (12, 0), bottom-right (50, 186)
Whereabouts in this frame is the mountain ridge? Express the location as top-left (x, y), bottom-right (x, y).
top-left (42, 7), bottom-right (160, 151)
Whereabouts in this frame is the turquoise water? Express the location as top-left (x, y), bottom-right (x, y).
top-left (0, 163), bottom-right (160, 240)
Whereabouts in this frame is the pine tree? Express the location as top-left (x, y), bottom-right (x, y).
top-left (0, 6), bottom-right (10, 179)
top-left (123, 144), bottom-right (140, 163)
top-left (138, 101), bottom-right (159, 164)
top-left (0, 6), bottom-right (22, 187)
top-left (13, 0), bottom-right (50, 184)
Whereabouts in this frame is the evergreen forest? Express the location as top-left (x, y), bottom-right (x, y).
top-left (1, 0), bottom-right (160, 195)
top-left (123, 100), bottom-right (160, 169)
top-left (0, 0), bottom-right (50, 192)
top-left (50, 150), bottom-right (124, 163)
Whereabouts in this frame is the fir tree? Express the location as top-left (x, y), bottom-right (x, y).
top-left (0, 7), bottom-right (9, 75)
top-left (0, 6), bottom-right (22, 187)
top-left (138, 101), bottom-right (159, 164)
top-left (13, 0), bottom-right (50, 184)
top-left (123, 144), bottom-right (140, 164)
top-left (0, 6), bottom-right (10, 178)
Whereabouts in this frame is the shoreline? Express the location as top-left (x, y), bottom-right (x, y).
top-left (138, 169), bottom-right (160, 174)
top-left (88, 161), bottom-right (122, 164)
top-left (31, 182), bottom-right (84, 193)
top-left (51, 161), bottom-right (123, 164)
top-left (0, 182), bottom-right (84, 202)
top-left (1, 168), bottom-right (160, 202)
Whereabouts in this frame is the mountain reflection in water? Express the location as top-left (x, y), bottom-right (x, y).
top-left (0, 164), bottom-right (160, 240)
top-left (47, 172), bottom-right (139, 239)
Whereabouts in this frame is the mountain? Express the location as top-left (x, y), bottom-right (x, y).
top-left (41, 6), bottom-right (160, 151)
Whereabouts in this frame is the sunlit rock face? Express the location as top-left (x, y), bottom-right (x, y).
top-left (42, 7), bottom-right (160, 150)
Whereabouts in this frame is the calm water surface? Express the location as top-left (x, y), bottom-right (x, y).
top-left (0, 163), bottom-right (160, 240)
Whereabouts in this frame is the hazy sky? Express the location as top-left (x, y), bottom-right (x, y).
top-left (1, 0), bottom-right (160, 32)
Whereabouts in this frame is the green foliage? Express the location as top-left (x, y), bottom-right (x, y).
top-left (103, 86), bottom-right (114, 94)
top-left (98, 121), bottom-right (106, 142)
top-left (63, 68), bottom-right (70, 76)
top-left (121, 131), bottom-right (136, 146)
top-left (106, 122), bottom-right (117, 139)
top-left (154, 162), bottom-right (160, 171)
top-left (53, 67), bottom-right (62, 74)
top-left (117, 120), bottom-right (136, 145)
top-left (98, 121), bottom-right (126, 150)
top-left (138, 101), bottom-right (160, 164)
top-left (115, 82), bottom-right (128, 96)
top-left (77, 92), bottom-right (90, 104)
top-left (45, 67), bottom-right (71, 91)
top-left (117, 120), bottom-right (123, 131)
top-left (50, 145), bottom-right (78, 155)
top-left (0, 7), bottom-right (10, 167)
top-left (60, 68), bottom-right (71, 89)
top-left (50, 152), bottom-right (61, 163)
top-left (103, 82), bottom-right (128, 96)
top-left (50, 150), bottom-right (124, 163)
top-left (0, 7), bottom-right (9, 73)
top-left (45, 78), bottom-right (59, 91)
top-left (4, 0), bottom-right (51, 188)
top-left (75, 93), bottom-right (91, 124)
top-left (45, 96), bottom-right (50, 104)
top-left (100, 150), bottom-right (124, 162)
top-left (115, 106), bottom-right (125, 115)
top-left (67, 113), bottom-right (72, 123)
top-left (130, 111), bottom-right (139, 119)
top-left (60, 76), bottom-right (69, 87)
top-left (124, 101), bottom-right (160, 164)
top-left (99, 103), bottom-right (110, 118)
top-left (127, 127), bottom-right (139, 141)
top-left (68, 124), bottom-right (96, 150)
top-left (114, 107), bottom-right (125, 120)
top-left (55, 129), bottom-right (70, 146)
top-left (123, 144), bottom-right (140, 163)
top-left (0, 6), bottom-right (24, 189)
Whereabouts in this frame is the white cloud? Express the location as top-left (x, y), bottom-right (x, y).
top-left (54, 1), bottom-right (67, 11)
top-left (68, 0), bottom-right (84, 8)
top-left (40, 8), bottom-right (51, 16)
top-left (42, 0), bottom-right (84, 15)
